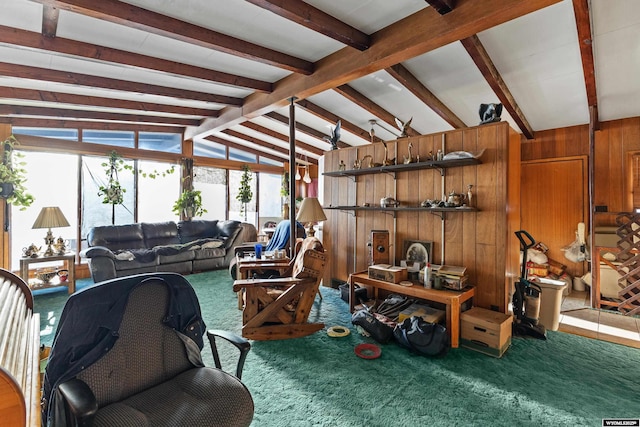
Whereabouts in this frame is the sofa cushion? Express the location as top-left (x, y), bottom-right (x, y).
top-left (217, 220), bottom-right (241, 238)
top-left (88, 224), bottom-right (146, 251)
top-left (142, 222), bottom-right (180, 248)
top-left (178, 220), bottom-right (219, 243)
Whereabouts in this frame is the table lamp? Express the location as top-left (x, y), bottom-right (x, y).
top-left (296, 197), bottom-right (326, 237)
top-left (32, 206), bottom-right (70, 257)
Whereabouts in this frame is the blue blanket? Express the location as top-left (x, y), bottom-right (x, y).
top-left (266, 220), bottom-right (305, 252)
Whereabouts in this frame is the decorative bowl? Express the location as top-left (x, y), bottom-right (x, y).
top-left (36, 268), bottom-right (58, 283)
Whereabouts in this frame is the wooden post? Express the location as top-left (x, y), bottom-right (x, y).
top-left (289, 97), bottom-right (297, 257)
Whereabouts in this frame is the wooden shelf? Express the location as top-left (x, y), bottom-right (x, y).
top-left (323, 157), bottom-right (481, 178)
top-left (325, 205), bottom-right (478, 213)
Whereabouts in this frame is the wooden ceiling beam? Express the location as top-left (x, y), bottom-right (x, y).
top-left (41, 5), bottom-right (59, 37)
top-left (218, 131), bottom-right (311, 164)
top-left (0, 105), bottom-right (200, 126)
top-left (205, 134), bottom-right (275, 164)
top-left (240, 122), bottom-right (324, 157)
top-left (460, 34), bottom-right (535, 139)
top-left (190, 0), bottom-right (561, 138)
top-left (35, 0), bottom-right (314, 75)
top-left (0, 25), bottom-right (272, 93)
top-left (0, 62), bottom-right (243, 106)
top-left (572, 0), bottom-right (599, 129)
top-left (295, 99), bottom-right (381, 143)
top-left (264, 112), bottom-right (350, 149)
top-left (246, 0), bottom-right (370, 51)
top-left (0, 117), bottom-right (184, 133)
top-left (334, 84), bottom-right (419, 137)
top-left (0, 86), bottom-right (219, 117)
top-left (386, 64), bottom-right (466, 129)
top-left (425, 0), bottom-right (456, 15)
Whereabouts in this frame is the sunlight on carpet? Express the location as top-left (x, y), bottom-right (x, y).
top-left (34, 270), bottom-right (640, 427)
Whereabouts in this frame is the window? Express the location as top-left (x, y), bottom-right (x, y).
top-left (193, 138), bottom-right (226, 159)
top-left (137, 160), bottom-right (181, 222)
top-left (193, 166), bottom-right (228, 220)
top-left (258, 172), bottom-right (283, 224)
top-left (83, 130), bottom-right (135, 148)
top-left (228, 168), bottom-right (257, 224)
top-left (81, 155), bottom-right (135, 240)
top-left (259, 156), bottom-right (283, 166)
top-left (229, 147), bottom-right (256, 163)
top-left (10, 151), bottom-right (79, 271)
top-left (139, 132), bottom-right (181, 153)
top-left (12, 127), bottom-right (79, 141)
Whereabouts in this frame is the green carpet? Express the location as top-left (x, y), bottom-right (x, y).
top-left (34, 270), bottom-right (640, 427)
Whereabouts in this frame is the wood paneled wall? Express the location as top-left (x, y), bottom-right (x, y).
top-left (520, 117), bottom-right (640, 228)
top-left (322, 122), bottom-right (520, 311)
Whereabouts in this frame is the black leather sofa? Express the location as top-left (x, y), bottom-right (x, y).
top-left (80, 220), bottom-right (257, 283)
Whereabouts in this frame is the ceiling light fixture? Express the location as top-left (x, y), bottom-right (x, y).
top-left (303, 154), bottom-right (312, 184)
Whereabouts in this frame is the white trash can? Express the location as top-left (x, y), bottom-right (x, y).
top-left (532, 277), bottom-right (567, 331)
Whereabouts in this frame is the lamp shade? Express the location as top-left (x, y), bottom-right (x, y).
top-left (32, 207), bottom-right (70, 229)
top-left (296, 197), bottom-right (327, 223)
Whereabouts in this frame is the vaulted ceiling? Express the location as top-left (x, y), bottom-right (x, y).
top-left (1, 0), bottom-right (639, 166)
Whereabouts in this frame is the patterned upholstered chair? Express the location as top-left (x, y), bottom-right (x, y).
top-left (43, 273), bottom-right (253, 427)
top-left (232, 236), bottom-right (326, 340)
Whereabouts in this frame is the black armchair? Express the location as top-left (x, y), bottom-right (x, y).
top-left (42, 273), bottom-right (253, 427)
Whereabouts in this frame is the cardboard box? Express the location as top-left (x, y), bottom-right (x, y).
top-left (460, 307), bottom-right (513, 358)
top-left (368, 264), bottom-right (407, 283)
top-left (398, 303), bottom-right (445, 324)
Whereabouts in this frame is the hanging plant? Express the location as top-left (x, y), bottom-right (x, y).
top-left (280, 171), bottom-right (289, 198)
top-left (236, 164), bottom-right (253, 221)
top-left (172, 186), bottom-right (207, 219)
top-left (0, 135), bottom-right (35, 210)
top-left (98, 150), bottom-right (127, 206)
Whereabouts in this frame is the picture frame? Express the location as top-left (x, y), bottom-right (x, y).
top-left (402, 240), bottom-right (433, 268)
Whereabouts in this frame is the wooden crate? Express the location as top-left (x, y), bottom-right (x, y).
top-left (460, 307), bottom-right (513, 358)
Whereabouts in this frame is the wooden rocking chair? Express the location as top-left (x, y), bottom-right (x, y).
top-left (232, 237), bottom-right (326, 340)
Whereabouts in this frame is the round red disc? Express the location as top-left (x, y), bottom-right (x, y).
top-left (354, 343), bottom-right (382, 359)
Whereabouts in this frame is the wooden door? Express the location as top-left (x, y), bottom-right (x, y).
top-left (521, 156), bottom-right (588, 277)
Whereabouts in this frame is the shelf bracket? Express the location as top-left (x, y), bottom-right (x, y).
top-left (428, 210), bottom-right (446, 220)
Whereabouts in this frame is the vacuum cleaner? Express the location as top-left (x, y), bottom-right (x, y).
top-left (513, 230), bottom-right (547, 340)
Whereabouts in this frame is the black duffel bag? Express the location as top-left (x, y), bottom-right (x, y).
top-left (393, 316), bottom-right (449, 357)
top-left (351, 309), bottom-right (394, 344)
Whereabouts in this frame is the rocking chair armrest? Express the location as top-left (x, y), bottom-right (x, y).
top-left (207, 329), bottom-right (251, 379)
top-left (232, 277), bottom-right (304, 292)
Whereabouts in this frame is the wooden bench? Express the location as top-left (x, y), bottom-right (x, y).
top-left (0, 268), bottom-right (41, 427)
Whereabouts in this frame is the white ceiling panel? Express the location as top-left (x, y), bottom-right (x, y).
top-left (592, 0), bottom-right (640, 121)
top-left (477, 0), bottom-right (589, 130)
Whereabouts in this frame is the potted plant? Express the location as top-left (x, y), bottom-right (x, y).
top-left (236, 164), bottom-right (253, 221)
top-left (173, 187), bottom-right (207, 219)
top-left (0, 135), bottom-right (35, 210)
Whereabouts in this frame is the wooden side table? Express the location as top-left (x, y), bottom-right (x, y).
top-left (347, 272), bottom-right (475, 348)
top-left (19, 252), bottom-right (76, 294)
